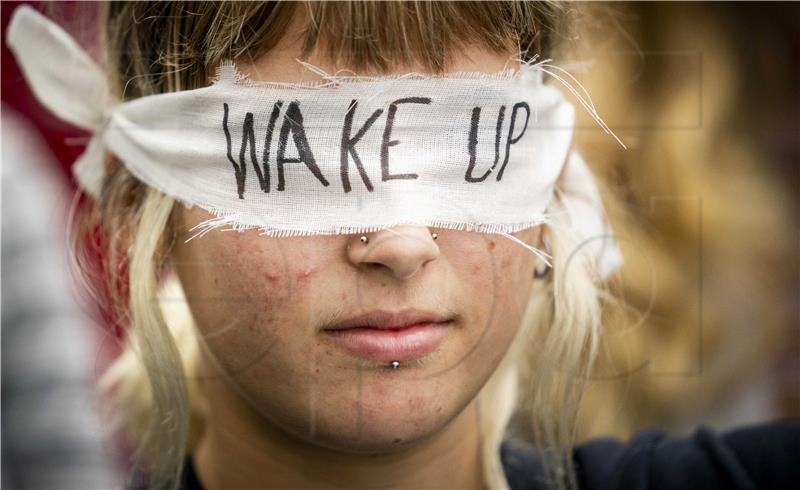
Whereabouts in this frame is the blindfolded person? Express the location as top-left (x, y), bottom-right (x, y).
top-left (6, 2), bottom-right (798, 490)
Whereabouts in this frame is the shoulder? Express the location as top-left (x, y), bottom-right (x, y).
top-left (500, 438), bottom-right (550, 490)
top-left (575, 419), bottom-right (800, 490)
top-left (501, 420), bottom-right (800, 490)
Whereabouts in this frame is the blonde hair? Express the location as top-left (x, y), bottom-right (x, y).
top-left (70, 2), bottom-right (606, 489)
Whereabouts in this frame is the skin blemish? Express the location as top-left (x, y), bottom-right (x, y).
top-left (264, 269), bottom-right (282, 284)
top-left (293, 264), bottom-right (320, 287)
top-left (488, 240), bottom-right (496, 251)
top-left (407, 397), bottom-right (426, 411)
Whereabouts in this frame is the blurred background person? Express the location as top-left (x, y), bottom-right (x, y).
top-left (1, 2), bottom-right (123, 488)
top-left (1, 105), bottom-right (123, 489)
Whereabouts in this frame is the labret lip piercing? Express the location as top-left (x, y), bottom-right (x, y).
top-left (389, 360), bottom-right (401, 369)
top-left (360, 232), bottom-right (438, 244)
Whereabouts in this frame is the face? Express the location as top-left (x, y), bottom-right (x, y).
top-left (170, 26), bottom-right (542, 453)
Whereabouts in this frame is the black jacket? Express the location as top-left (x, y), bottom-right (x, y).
top-left (181, 420), bottom-right (800, 489)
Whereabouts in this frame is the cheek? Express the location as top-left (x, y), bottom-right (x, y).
top-left (498, 239), bottom-right (538, 309)
top-left (451, 233), bottom-right (538, 363)
top-left (171, 228), bottom-right (335, 373)
top-left (458, 233), bottom-right (537, 315)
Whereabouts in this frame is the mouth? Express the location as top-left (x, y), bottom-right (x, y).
top-left (322, 309), bottom-right (456, 362)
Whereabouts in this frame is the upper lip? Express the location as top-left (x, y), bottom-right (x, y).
top-left (324, 309), bottom-right (454, 331)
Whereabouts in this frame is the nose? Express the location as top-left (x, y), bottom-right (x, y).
top-left (346, 225), bottom-right (440, 280)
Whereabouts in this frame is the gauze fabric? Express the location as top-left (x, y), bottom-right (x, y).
top-left (6, 5), bottom-right (623, 279)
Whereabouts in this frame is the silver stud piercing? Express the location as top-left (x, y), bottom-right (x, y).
top-left (389, 360), bottom-right (401, 369)
top-left (431, 232), bottom-right (438, 240)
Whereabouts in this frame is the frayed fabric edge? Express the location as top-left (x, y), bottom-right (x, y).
top-left (186, 206), bottom-right (555, 272)
top-left (185, 206), bottom-right (551, 243)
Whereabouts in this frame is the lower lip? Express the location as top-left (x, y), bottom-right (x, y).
top-left (323, 322), bottom-right (452, 362)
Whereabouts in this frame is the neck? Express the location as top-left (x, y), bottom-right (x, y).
top-left (193, 375), bottom-right (485, 489)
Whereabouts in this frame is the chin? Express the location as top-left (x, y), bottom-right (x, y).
top-left (302, 409), bottom-right (453, 454)
top-left (274, 381), bottom-right (463, 454)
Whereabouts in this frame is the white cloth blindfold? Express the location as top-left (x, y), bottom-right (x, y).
top-left (7, 5), bottom-right (623, 279)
